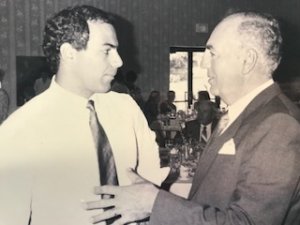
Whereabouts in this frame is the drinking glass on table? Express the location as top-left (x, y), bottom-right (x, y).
top-left (169, 147), bottom-right (181, 172)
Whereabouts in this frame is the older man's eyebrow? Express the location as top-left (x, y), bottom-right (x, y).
top-left (103, 43), bottom-right (118, 48)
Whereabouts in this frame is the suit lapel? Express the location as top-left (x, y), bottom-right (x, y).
top-left (188, 116), bottom-right (242, 198)
top-left (188, 83), bottom-right (281, 199)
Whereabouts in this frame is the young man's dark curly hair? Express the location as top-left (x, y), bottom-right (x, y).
top-left (42, 5), bottom-right (114, 74)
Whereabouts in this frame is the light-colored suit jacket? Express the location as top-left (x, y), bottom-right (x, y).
top-left (150, 83), bottom-right (300, 225)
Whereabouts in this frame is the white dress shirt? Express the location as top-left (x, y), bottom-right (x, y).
top-left (199, 123), bottom-right (212, 142)
top-left (0, 78), bottom-right (168, 225)
top-left (223, 79), bottom-right (274, 132)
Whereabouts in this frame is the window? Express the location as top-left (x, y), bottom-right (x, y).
top-left (169, 46), bottom-right (213, 111)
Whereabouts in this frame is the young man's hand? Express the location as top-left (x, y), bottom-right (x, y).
top-left (83, 168), bottom-right (159, 224)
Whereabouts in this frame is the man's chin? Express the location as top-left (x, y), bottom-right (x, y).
top-left (94, 85), bottom-right (111, 94)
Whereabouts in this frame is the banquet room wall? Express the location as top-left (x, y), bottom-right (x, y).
top-left (1, 0), bottom-right (300, 112)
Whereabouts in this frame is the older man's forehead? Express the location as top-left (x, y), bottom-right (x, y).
top-left (207, 18), bottom-right (242, 48)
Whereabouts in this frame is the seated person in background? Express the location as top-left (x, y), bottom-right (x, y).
top-left (143, 90), bottom-right (161, 125)
top-left (110, 70), bottom-right (130, 94)
top-left (193, 90), bottom-right (210, 109)
top-left (111, 70), bottom-right (145, 109)
top-left (129, 85), bottom-right (145, 110)
top-left (160, 90), bottom-right (177, 115)
top-left (215, 95), bottom-right (221, 109)
top-left (34, 71), bottom-right (52, 95)
top-left (175, 100), bottom-right (218, 146)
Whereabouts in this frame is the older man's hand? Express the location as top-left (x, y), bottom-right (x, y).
top-left (83, 168), bottom-right (159, 224)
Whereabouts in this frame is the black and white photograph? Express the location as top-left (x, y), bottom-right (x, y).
top-left (0, 1), bottom-right (300, 225)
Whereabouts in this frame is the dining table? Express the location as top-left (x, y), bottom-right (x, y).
top-left (169, 174), bottom-right (193, 198)
top-left (160, 144), bottom-right (203, 198)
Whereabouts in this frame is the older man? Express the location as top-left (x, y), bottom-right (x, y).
top-left (86, 12), bottom-right (300, 225)
top-left (0, 5), bottom-right (168, 225)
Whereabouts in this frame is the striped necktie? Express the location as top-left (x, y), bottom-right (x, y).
top-left (87, 100), bottom-right (119, 186)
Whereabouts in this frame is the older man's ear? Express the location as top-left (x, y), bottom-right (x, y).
top-left (242, 48), bottom-right (258, 75)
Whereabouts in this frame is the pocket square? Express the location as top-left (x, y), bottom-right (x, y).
top-left (218, 138), bottom-right (236, 155)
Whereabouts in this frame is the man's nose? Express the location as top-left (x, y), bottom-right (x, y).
top-left (111, 51), bottom-right (123, 68)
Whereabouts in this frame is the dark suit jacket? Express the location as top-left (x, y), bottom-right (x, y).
top-left (177, 119), bottom-right (218, 144)
top-left (150, 83), bottom-right (300, 225)
top-left (160, 101), bottom-right (177, 115)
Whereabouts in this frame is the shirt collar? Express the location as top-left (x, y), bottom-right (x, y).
top-left (226, 79), bottom-right (274, 126)
top-left (200, 121), bottom-right (212, 126)
top-left (201, 123), bottom-right (212, 129)
top-left (49, 75), bottom-right (90, 107)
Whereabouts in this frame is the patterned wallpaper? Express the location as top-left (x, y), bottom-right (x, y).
top-left (1, 0), bottom-right (300, 111)
top-left (0, 0), bottom-right (9, 90)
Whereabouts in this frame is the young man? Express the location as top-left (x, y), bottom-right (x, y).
top-left (0, 5), bottom-right (168, 225)
top-left (86, 12), bottom-right (300, 225)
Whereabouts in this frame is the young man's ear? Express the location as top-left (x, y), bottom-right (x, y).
top-left (242, 48), bottom-right (257, 75)
top-left (60, 43), bottom-right (76, 61)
